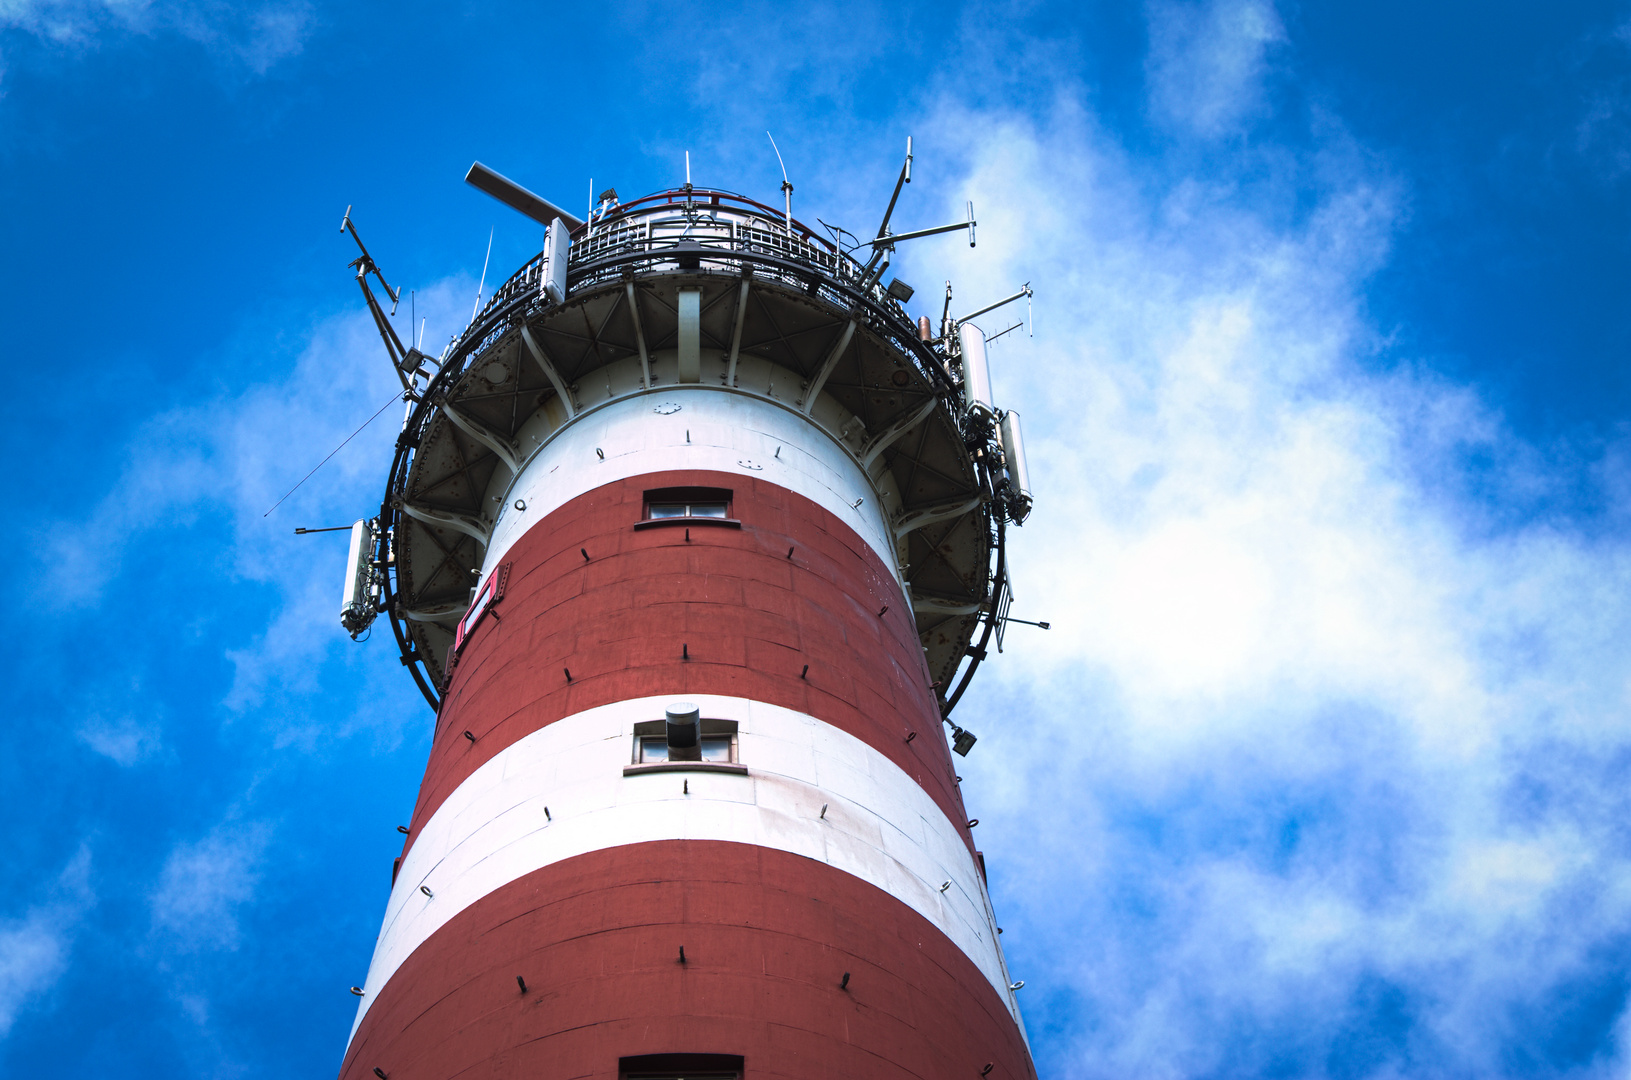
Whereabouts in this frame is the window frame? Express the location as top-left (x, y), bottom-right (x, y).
top-left (633, 486), bottom-right (741, 530)
top-left (624, 718), bottom-right (746, 776)
top-left (619, 1054), bottom-right (744, 1080)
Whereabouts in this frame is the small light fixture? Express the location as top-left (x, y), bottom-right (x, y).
top-left (952, 726), bottom-right (978, 756)
top-left (886, 277), bottom-right (915, 302)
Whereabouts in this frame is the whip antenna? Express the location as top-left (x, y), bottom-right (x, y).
top-left (471, 227), bottom-right (494, 322)
top-left (768, 132), bottom-right (793, 231)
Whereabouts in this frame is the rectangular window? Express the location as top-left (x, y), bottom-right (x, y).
top-left (620, 1054), bottom-right (743, 1080)
top-left (637, 734), bottom-right (732, 763)
top-left (637, 486), bottom-right (738, 529)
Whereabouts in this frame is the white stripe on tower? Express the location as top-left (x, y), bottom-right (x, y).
top-left (478, 387), bottom-right (902, 588)
top-left (345, 694), bottom-right (1019, 1045)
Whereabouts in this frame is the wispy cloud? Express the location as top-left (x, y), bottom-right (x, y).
top-left (1147, 0), bottom-right (1287, 138)
top-left (0, 847), bottom-right (93, 1041)
top-left (0, 0), bottom-right (313, 74)
top-left (150, 821), bottom-right (270, 952)
top-left (76, 710), bottom-right (164, 766)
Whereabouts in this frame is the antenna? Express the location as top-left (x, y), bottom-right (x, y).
top-left (986, 320), bottom-right (1024, 344)
top-left (464, 162), bottom-right (585, 231)
top-left (471, 228), bottom-right (494, 322)
top-left (874, 136), bottom-right (913, 242)
top-left (341, 206), bottom-right (401, 315)
top-left (857, 147), bottom-right (975, 288)
top-left (587, 177), bottom-right (594, 238)
top-left (768, 131), bottom-right (793, 231)
top-left (684, 150), bottom-right (692, 192)
top-left (342, 207), bottom-right (429, 390)
top-left (956, 283), bottom-right (1032, 326)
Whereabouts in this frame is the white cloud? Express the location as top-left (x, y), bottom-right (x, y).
top-left (76, 711), bottom-right (163, 765)
top-left (0, 847), bottom-right (93, 1041)
top-left (150, 821), bottom-right (270, 952)
top-left (1147, 0), bottom-right (1286, 138)
top-left (906, 92), bottom-right (1631, 1076)
top-left (0, 0), bottom-right (312, 74)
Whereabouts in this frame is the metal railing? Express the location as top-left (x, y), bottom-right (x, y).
top-left (457, 188), bottom-right (916, 356)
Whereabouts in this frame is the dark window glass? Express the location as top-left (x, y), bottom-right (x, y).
top-left (643, 486), bottom-right (733, 522)
top-left (647, 501), bottom-right (728, 519)
top-left (637, 735), bottom-right (733, 763)
top-left (619, 1053), bottom-right (743, 1079)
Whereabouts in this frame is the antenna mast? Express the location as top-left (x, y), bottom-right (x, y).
top-left (857, 139), bottom-right (976, 290)
top-left (341, 207), bottom-right (436, 391)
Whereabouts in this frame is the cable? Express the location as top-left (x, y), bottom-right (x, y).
top-left (263, 391), bottom-right (403, 518)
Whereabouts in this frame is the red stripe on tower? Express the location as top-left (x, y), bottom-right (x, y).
top-left (337, 173), bottom-right (1037, 1079)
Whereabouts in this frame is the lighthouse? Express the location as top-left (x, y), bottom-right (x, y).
top-left (335, 153), bottom-right (1038, 1080)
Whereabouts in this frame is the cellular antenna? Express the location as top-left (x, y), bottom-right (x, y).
top-left (768, 131), bottom-right (793, 231)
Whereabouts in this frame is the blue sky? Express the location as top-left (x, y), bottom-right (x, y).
top-left (4, 1), bottom-right (1631, 1077)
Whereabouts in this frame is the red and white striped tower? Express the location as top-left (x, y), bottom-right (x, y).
top-left (336, 161), bottom-right (1037, 1080)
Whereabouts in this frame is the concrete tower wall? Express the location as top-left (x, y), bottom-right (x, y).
top-left (339, 385), bottom-right (1034, 1079)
